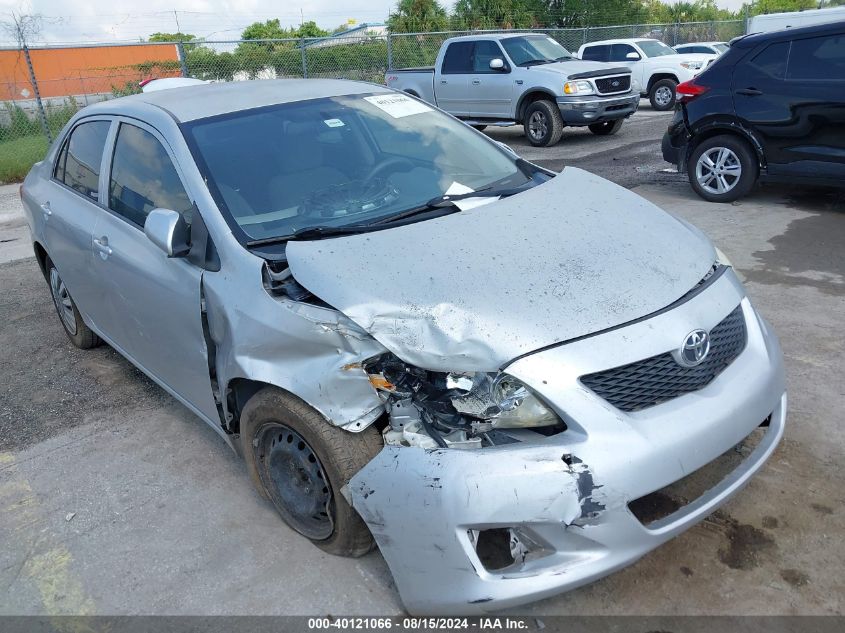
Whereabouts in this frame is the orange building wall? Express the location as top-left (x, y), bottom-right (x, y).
top-left (0, 44), bottom-right (181, 101)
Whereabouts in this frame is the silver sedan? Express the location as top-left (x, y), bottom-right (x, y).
top-left (19, 79), bottom-right (786, 614)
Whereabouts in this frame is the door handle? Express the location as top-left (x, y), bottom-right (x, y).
top-left (472, 79), bottom-right (481, 85)
top-left (440, 80), bottom-right (447, 84)
top-left (93, 236), bottom-right (112, 259)
top-left (40, 201), bottom-right (51, 219)
top-left (736, 88), bottom-right (763, 96)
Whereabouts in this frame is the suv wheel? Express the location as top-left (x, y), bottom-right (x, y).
top-left (241, 387), bottom-right (383, 557)
top-left (524, 100), bottom-right (564, 147)
top-left (649, 79), bottom-right (677, 111)
top-left (45, 256), bottom-right (101, 349)
top-left (688, 135), bottom-right (759, 203)
top-left (588, 119), bottom-right (624, 136)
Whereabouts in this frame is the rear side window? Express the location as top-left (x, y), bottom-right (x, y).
top-left (108, 123), bottom-right (192, 227)
top-left (788, 34), bottom-right (845, 80)
top-left (54, 120), bottom-right (110, 201)
top-left (442, 42), bottom-right (474, 74)
top-left (581, 45), bottom-right (609, 62)
top-left (749, 42), bottom-right (789, 79)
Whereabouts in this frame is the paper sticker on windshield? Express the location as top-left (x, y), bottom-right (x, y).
top-left (324, 118), bottom-right (345, 127)
top-left (364, 94), bottom-right (431, 118)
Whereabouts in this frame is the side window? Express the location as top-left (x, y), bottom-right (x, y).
top-left (581, 45), bottom-right (609, 62)
top-left (108, 123), bottom-right (192, 227)
top-left (788, 35), bottom-right (845, 81)
top-left (54, 120), bottom-right (110, 201)
top-left (609, 43), bottom-right (637, 62)
top-left (748, 41), bottom-right (789, 79)
top-left (472, 40), bottom-right (504, 72)
top-left (442, 42), bottom-right (474, 74)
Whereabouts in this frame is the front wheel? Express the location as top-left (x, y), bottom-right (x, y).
top-left (523, 99), bottom-right (564, 147)
top-left (588, 119), bottom-right (624, 136)
top-left (45, 256), bottom-right (100, 349)
top-left (649, 79), bottom-right (677, 111)
top-left (687, 135), bottom-right (759, 203)
top-left (241, 387), bottom-right (383, 557)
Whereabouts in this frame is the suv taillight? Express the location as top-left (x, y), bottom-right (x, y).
top-left (676, 79), bottom-right (709, 104)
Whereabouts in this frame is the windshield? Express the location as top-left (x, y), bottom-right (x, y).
top-left (185, 93), bottom-right (528, 243)
top-left (637, 40), bottom-right (677, 58)
top-left (714, 43), bottom-right (729, 53)
top-left (501, 35), bottom-right (574, 66)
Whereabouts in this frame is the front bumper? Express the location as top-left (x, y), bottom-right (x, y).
top-left (556, 93), bottom-right (640, 125)
top-left (347, 268), bottom-right (786, 615)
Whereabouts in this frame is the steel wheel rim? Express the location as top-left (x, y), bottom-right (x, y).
top-left (528, 111), bottom-right (548, 141)
top-left (257, 423), bottom-right (334, 540)
top-left (49, 267), bottom-right (77, 336)
top-left (695, 147), bottom-right (742, 195)
top-left (655, 85), bottom-right (673, 107)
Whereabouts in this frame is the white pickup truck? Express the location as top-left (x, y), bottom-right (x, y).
top-left (577, 38), bottom-right (716, 111)
top-left (386, 33), bottom-right (640, 147)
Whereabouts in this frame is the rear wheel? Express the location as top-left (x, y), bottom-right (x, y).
top-left (241, 387), bottom-right (383, 557)
top-left (687, 134), bottom-right (758, 203)
top-left (523, 99), bottom-right (564, 147)
top-left (649, 78), bottom-right (677, 111)
top-left (588, 119), bottom-right (624, 136)
top-left (45, 256), bottom-right (100, 349)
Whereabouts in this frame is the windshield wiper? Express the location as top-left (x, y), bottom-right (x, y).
top-left (246, 224), bottom-right (371, 246)
top-left (372, 185), bottom-right (526, 225)
top-left (522, 59), bottom-right (554, 67)
top-left (555, 55), bottom-right (575, 61)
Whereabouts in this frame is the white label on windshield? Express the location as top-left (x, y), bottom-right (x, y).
top-left (364, 94), bottom-right (431, 118)
top-left (444, 181), bottom-right (499, 211)
top-left (323, 118), bottom-right (345, 127)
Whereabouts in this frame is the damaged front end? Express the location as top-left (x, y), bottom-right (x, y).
top-left (363, 353), bottom-right (566, 449)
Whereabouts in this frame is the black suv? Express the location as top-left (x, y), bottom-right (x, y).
top-left (662, 21), bottom-right (845, 202)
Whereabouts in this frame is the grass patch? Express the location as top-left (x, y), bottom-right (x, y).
top-left (0, 135), bottom-right (48, 184)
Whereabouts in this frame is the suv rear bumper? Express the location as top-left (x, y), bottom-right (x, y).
top-left (556, 93), bottom-right (639, 125)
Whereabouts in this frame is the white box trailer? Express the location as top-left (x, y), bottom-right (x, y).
top-left (748, 6), bottom-right (845, 33)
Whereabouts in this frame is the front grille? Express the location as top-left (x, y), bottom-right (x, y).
top-left (595, 74), bottom-right (631, 94)
top-left (581, 305), bottom-right (747, 412)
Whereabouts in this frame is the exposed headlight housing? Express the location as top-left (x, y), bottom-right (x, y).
top-left (715, 246), bottom-right (733, 267)
top-left (450, 373), bottom-right (561, 429)
top-left (564, 80), bottom-right (594, 95)
top-left (680, 61), bottom-right (704, 70)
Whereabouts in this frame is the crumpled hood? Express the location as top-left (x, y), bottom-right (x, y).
top-left (286, 167), bottom-right (715, 372)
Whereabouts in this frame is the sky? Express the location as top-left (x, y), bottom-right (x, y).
top-left (1, 0), bottom-right (747, 45)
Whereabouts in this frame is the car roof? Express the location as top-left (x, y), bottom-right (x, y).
top-left (445, 32), bottom-right (556, 43)
top-left (676, 42), bottom-right (725, 47)
top-left (82, 78), bottom-right (392, 123)
top-left (733, 19), bottom-right (845, 48)
top-left (580, 38), bottom-right (672, 48)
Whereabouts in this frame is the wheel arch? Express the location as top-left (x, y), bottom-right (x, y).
top-left (685, 124), bottom-right (765, 171)
top-left (33, 241), bottom-right (49, 280)
top-left (647, 73), bottom-right (680, 91)
top-left (516, 89), bottom-right (558, 121)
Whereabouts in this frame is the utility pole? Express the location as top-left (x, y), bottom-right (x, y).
top-left (174, 10), bottom-right (181, 34)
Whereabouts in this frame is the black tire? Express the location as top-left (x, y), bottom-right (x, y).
top-left (588, 119), bottom-right (624, 136)
top-left (687, 134), bottom-right (759, 203)
top-left (523, 99), bottom-right (565, 147)
top-left (241, 387), bottom-right (383, 557)
top-left (649, 78), bottom-right (677, 111)
top-left (471, 124), bottom-right (487, 131)
top-left (44, 256), bottom-right (101, 349)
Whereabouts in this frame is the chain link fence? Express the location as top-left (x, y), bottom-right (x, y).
top-left (1, 19), bottom-right (744, 182)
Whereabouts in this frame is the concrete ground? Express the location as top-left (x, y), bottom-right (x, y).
top-left (0, 106), bottom-right (843, 617)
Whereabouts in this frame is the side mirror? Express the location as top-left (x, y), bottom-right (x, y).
top-left (144, 208), bottom-right (190, 257)
top-left (489, 58), bottom-right (505, 71)
top-left (626, 51), bottom-right (641, 60)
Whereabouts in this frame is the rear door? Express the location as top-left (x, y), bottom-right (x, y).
top-left (42, 118), bottom-right (112, 327)
top-left (733, 31), bottom-right (845, 177)
top-left (435, 41), bottom-right (473, 116)
top-left (91, 118), bottom-right (218, 421)
top-left (467, 40), bottom-right (513, 118)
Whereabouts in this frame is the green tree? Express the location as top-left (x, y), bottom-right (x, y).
top-left (387, 0), bottom-right (450, 33)
top-left (148, 32), bottom-right (195, 42)
top-left (452, 0), bottom-right (546, 29)
top-left (241, 19), bottom-right (291, 40)
top-left (296, 20), bottom-right (329, 38)
top-left (745, 0), bottom-right (817, 15)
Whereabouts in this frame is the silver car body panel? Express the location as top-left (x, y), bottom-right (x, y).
top-left (287, 167), bottom-right (716, 372)
top-left (19, 80), bottom-right (787, 614)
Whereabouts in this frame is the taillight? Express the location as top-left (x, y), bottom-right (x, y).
top-left (676, 79), bottom-right (709, 104)
top-left (139, 78), bottom-right (154, 88)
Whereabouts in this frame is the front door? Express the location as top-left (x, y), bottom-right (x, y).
top-left (468, 40), bottom-right (513, 118)
top-left (92, 119), bottom-right (219, 422)
top-left (733, 31), bottom-right (845, 178)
